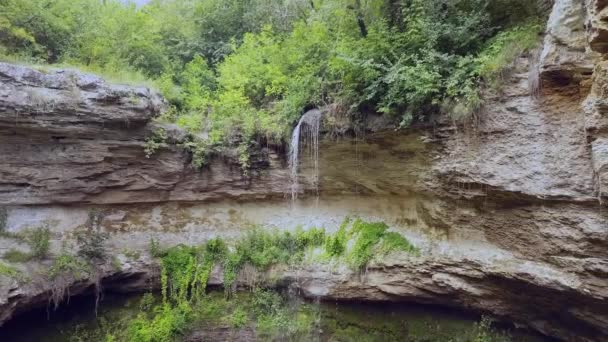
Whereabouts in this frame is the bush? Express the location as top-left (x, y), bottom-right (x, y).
top-left (25, 226), bottom-right (51, 260)
top-left (48, 252), bottom-right (89, 280)
top-left (229, 307), bottom-right (249, 328)
top-left (76, 230), bottom-right (109, 263)
top-left (149, 237), bottom-right (165, 258)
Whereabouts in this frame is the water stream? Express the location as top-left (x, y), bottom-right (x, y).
top-left (289, 109), bottom-right (322, 201)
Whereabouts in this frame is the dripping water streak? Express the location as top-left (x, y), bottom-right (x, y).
top-left (289, 109), bottom-right (322, 202)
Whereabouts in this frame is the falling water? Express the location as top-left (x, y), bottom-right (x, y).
top-left (289, 109), bottom-right (322, 201)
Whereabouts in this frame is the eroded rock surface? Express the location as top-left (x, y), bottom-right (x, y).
top-left (540, 0), bottom-right (598, 89)
top-left (1, 0), bottom-right (608, 341)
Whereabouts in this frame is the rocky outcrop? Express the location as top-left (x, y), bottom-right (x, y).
top-left (540, 0), bottom-right (598, 90)
top-left (0, 62), bottom-right (294, 205)
top-left (0, 257), bottom-right (156, 325)
top-left (586, 0), bottom-right (608, 53)
top-left (1, 0), bottom-right (608, 341)
top-left (435, 56), bottom-right (597, 202)
top-left (585, 0), bottom-right (608, 198)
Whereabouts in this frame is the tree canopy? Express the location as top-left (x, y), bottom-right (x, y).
top-left (0, 0), bottom-right (546, 167)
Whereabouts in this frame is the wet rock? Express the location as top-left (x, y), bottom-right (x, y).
top-left (185, 326), bottom-right (256, 342)
top-left (434, 57), bottom-right (597, 202)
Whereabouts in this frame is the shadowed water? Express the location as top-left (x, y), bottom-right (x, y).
top-left (0, 291), bottom-right (550, 342)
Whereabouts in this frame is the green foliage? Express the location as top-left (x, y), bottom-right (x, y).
top-left (475, 21), bottom-right (543, 85)
top-left (126, 303), bottom-right (190, 342)
top-left (24, 226), bottom-right (51, 260)
top-left (0, 261), bottom-right (20, 279)
top-left (0, 0), bottom-right (547, 166)
top-left (48, 252), bottom-right (90, 280)
top-left (2, 248), bottom-right (32, 263)
top-left (143, 128), bottom-right (168, 158)
top-left (148, 237), bottom-right (165, 258)
top-left (76, 229), bottom-right (109, 263)
top-left (379, 232), bottom-right (420, 256)
top-left (325, 219), bottom-right (349, 257)
top-left (475, 316), bottom-right (500, 342)
top-left (139, 293), bottom-right (157, 312)
top-left (228, 307), bottom-right (249, 328)
top-left (348, 219), bottom-right (391, 269)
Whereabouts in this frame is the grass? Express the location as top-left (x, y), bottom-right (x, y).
top-left (0, 261), bottom-right (20, 279)
top-left (3, 248), bottom-right (32, 263)
top-left (0, 225), bottom-right (52, 262)
top-left (475, 21), bottom-right (544, 87)
top-left (448, 20), bottom-right (544, 123)
top-left (0, 52), bottom-right (157, 88)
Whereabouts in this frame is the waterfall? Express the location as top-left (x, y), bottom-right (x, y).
top-left (289, 109), bottom-right (322, 201)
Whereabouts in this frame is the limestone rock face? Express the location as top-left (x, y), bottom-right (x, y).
top-left (0, 63), bottom-right (164, 134)
top-left (587, 0), bottom-right (608, 53)
top-left (1, 0), bottom-right (608, 341)
top-left (0, 62), bottom-right (294, 205)
top-left (585, 1), bottom-right (608, 198)
top-left (434, 57), bottom-right (597, 201)
top-left (540, 0), bottom-right (598, 89)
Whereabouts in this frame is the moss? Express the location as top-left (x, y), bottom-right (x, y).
top-left (379, 231), bottom-right (420, 257)
top-left (0, 262), bottom-right (20, 278)
top-left (2, 248), bottom-right (32, 263)
top-left (123, 249), bottom-right (141, 260)
top-left (133, 218), bottom-right (421, 341)
top-left (348, 219), bottom-right (390, 269)
top-left (324, 219), bottom-right (348, 257)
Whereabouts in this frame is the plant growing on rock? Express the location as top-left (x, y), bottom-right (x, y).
top-left (2, 248), bottom-right (32, 263)
top-left (0, 261), bottom-right (21, 279)
top-left (24, 225), bottom-right (51, 260)
top-left (47, 251), bottom-right (90, 310)
top-left (76, 229), bottom-right (109, 263)
top-left (143, 128), bottom-right (168, 158)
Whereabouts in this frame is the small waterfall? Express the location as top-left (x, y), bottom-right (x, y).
top-left (289, 109), bottom-right (322, 201)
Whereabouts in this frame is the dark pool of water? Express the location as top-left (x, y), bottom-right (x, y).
top-left (0, 292), bottom-right (553, 342)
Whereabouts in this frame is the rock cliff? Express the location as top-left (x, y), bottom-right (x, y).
top-left (0, 0), bottom-right (607, 341)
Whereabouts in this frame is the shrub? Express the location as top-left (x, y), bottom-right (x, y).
top-left (48, 252), bottom-right (89, 280)
top-left (76, 230), bottom-right (109, 263)
top-left (229, 307), bottom-right (249, 328)
top-left (149, 237), bottom-right (165, 258)
top-left (126, 304), bottom-right (190, 342)
top-left (144, 128), bottom-right (168, 158)
top-left (25, 226), bottom-right (51, 260)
